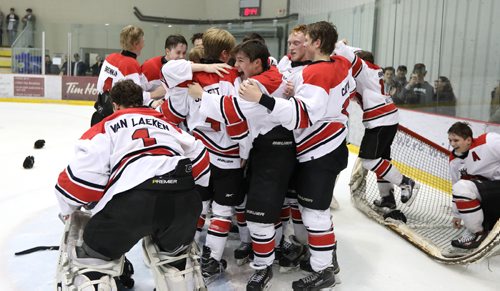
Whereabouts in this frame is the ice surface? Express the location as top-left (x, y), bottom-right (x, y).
top-left (0, 102), bottom-right (498, 290)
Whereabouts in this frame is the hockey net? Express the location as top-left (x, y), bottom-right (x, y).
top-left (347, 111), bottom-right (500, 264)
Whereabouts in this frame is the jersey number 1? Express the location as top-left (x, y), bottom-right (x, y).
top-left (132, 128), bottom-right (157, 147)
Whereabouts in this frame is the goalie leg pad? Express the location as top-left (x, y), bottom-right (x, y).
top-left (55, 210), bottom-right (124, 291)
top-left (142, 236), bottom-right (207, 291)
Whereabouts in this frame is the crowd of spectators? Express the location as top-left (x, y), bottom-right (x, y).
top-left (0, 7), bottom-right (36, 47)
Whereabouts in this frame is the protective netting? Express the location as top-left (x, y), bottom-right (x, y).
top-left (349, 124), bottom-right (500, 264)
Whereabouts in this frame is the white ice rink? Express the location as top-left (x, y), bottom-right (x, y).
top-left (0, 102), bottom-right (498, 290)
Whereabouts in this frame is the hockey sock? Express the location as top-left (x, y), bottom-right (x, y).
top-left (274, 221), bottom-right (283, 247)
top-left (290, 201), bottom-right (307, 244)
top-left (377, 178), bottom-right (394, 198)
top-left (194, 200), bottom-right (211, 246)
top-left (300, 207), bottom-right (335, 271)
top-left (235, 202), bottom-right (251, 243)
top-left (247, 221), bottom-right (276, 267)
top-left (205, 216), bottom-right (232, 261)
top-left (308, 227), bottom-right (336, 272)
top-left (280, 204), bottom-right (291, 236)
top-left (362, 158), bottom-right (403, 186)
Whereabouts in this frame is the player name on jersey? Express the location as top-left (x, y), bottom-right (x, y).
top-left (109, 117), bottom-right (175, 133)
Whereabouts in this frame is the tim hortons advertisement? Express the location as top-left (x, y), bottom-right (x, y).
top-left (62, 76), bottom-right (98, 101)
top-left (14, 76), bottom-right (44, 97)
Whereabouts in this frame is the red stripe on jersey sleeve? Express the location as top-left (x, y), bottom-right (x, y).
top-left (351, 55), bottom-right (363, 77)
top-left (226, 121), bottom-right (249, 138)
top-left (160, 100), bottom-right (185, 125)
top-left (192, 149), bottom-right (210, 180)
top-left (57, 170), bottom-right (104, 203)
top-left (222, 96), bottom-right (244, 124)
top-left (297, 99), bottom-right (310, 129)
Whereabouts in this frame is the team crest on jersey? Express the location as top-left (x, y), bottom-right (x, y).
top-left (472, 151), bottom-right (481, 161)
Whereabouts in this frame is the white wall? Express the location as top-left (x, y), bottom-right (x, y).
top-left (290, 0), bottom-right (376, 52)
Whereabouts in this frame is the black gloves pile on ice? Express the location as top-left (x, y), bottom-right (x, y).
top-left (23, 139), bottom-right (45, 169)
top-left (34, 139), bottom-right (45, 149)
top-left (23, 156), bottom-right (35, 169)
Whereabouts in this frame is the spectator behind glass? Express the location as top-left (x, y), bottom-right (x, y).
top-left (6, 8), bottom-right (19, 46)
top-left (44, 54), bottom-right (52, 74)
top-left (398, 63), bottom-right (434, 106)
top-left (490, 81), bottom-right (500, 123)
top-left (188, 46), bottom-right (204, 63)
top-left (59, 55), bottom-right (69, 76)
top-left (90, 55), bottom-right (103, 76)
top-left (434, 76), bottom-right (456, 117)
top-left (190, 32), bottom-right (203, 48)
top-left (395, 65), bottom-right (408, 88)
top-left (21, 8), bottom-right (35, 47)
top-left (72, 53), bottom-right (88, 76)
top-left (382, 66), bottom-right (398, 96)
top-left (0, 8), bottom-right (4, 47)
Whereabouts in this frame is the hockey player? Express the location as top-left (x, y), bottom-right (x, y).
top-left (188, 39), bottom-right (296, 290)
top-left (92, 25), bottom-right (165, 125)
top-left (334, 41), bottom-right (419, 209)
top-left (238, 21), bottom-right (354, 290)
top-left (54, 80), bottom-right (210, 290)
top-left (142, 34), bottom-right (188, 88)
top-left (159, 27), bottom-right (248, 283)
top-left (275, 24), bottom-right (318, 273)
top-left (447, 122), bottom-right (500, 249)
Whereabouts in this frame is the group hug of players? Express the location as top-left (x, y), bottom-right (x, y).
top-left (53, 19), bottom-right (500, 291)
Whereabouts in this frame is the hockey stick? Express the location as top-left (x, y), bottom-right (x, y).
top-left (15, 245), bottom-right (59, 256)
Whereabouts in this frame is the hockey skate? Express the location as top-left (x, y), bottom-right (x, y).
top-left (279, 236), bottom-right (307, 273)
top-left (451, 230), bottom-right (487, 249)
top-left (234, 242), bottom-right (253, 266)
top-left (142, 236), bottom-right (207, 291)
top-left (373, 190), bottom-right (397, 210)
top-left (55, 210), bottom-right (124, 291)
top-left (292, 266), bottom-right (336, 291)
top-left (400, 176), bottom-right (420, 206)
top-left (299, 249), bottom-right (340, 275)
top-left (246, 263), bottom-right (273, 291)
top-left (200, 246), bottom-right (227, 285)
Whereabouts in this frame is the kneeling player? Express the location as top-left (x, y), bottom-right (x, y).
top-left (447, 122), bottom-right (500, 249)
top-left (54, 80), bottom-right (210, 290)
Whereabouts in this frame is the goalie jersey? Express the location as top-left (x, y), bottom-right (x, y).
top-left (159, 59), bottom-right (245, 168)
top-left (334, 42), bottom-right (399, 129)
top-left (54, 108), bottom-right (210, 216)
top-left (449, 132), bottom-right (500, 184)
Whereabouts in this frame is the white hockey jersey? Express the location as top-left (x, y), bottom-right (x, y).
top-left (334, 42), bottom-right (399, 129)
top-left (97, 51), bottom-right (154, 105)
top-left (269, 56), bottom-right (355, 162)
top-left (198, 65), bottom-right (288, 158)
top-left (159, 59), bottom-right (245, 168)
top-left (54, 108), bottom-right (210, 216)
top-left (449, 133), bottom-right (500, 184)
